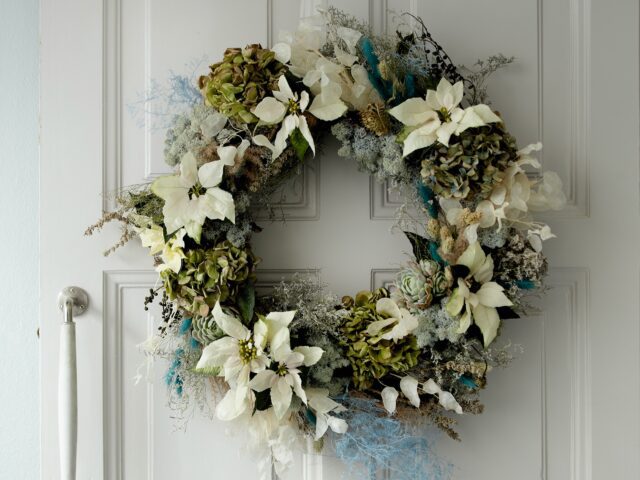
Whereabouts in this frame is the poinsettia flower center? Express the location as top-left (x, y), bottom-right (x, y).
top-left (276, 362), bottom-right (289, 377)
top-left (188, 183), bottom-right (206, 198)
top-left (287, 98), bottom-right (300, 114)
top-left (238, 338), bottom-right (258, 364)
top-left (438, 106), bottom-right (452, 122)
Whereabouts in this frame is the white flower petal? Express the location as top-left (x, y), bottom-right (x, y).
top-left (457, 104), bottom-right (501, 133)
top-left (249, 369), bottom-right (277, 392)
top-left (212, 302), bottom-right (249, 340)
top-left (179, 152), bottom-right (199, 187)
top-left (308, 84), bottom-right (348, 121)
top-left (293, 346), bottom-right (324, 366)
top-left (272, 42), bottom-right (291, 64)
top-left (388, 98), bottom-right (435, 127)
top-left (402, 122), bottom-right (439, 157)
top-left (327, 416), bottom-right (348, 434)
top-left (365, 318), bottom-right (395, 337)
top-left (472, 304), bottom-right (501, 347)
top-left (277, 75), bottom-right (295, 101)
top-left (423, 378), bottom-right (442, 395)
top-left (138, 225), bottom-right (164, 255)
top-left (381, 386), bottom-right (399, 414)
top-left (400, 375), bottom-right (421, 408)
top-left (375, 297), bottom-right (402, 319)
top-left (315, 414), bottom-right (329, 440)
top-left (202, 187), bottom-right (235, 223)
top-left (254, 97), bottom-right (287, 124)
top-left (438, 391), bottom-right (463, 414)
top-left (151, 174), bottom-right (187, 204)
top-left (198, 160), bottom-right (224, 188)
top-left (297, 114), bottom-right (316, 155)
top-left (476, 282), bottom-right (512, 308)
top-left (195, 336), bottom-right (237, 372)
top-left (217, 145), bottom-right (238, 167)
top-left (271, 377), bottom-right (293, 419)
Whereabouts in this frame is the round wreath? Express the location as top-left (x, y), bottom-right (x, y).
top-left (90, 9), bottom-right (566, 478)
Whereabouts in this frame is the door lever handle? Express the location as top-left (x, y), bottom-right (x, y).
top-left (57, 286), bottom-right (89, 480)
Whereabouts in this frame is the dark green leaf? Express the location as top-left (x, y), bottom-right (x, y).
top-left (237, 282), bottom-right (256, 323)
top-left (290, 128), bottom-right (309, 162)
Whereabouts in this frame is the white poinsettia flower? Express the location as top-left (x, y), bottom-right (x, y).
top-left (157, 228), bottom-right (186, 274)
top-left (423, 379), bottom-right (463, 414)
top-left (151, 152), bottom-right (235, 243)
top-left (388, 78), bottom-right (501, 157)
top-left (446, 242), bottom-right (513, 347)
top-left (137, 224), bottom-right (164, 255)
top-left (196, 302), bottom-right (269, 387)
top-left (252, 75), bottom-right (318, 160)
top-left (365, 297), bottom-right (419, 341)
top-left (217, 139), bottom-right (250, 167)
top-left (306, 388), bottom-right (348, 440)
top-left (249, 324), bottom-right (324, 420)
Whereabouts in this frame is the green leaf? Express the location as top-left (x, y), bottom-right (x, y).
top-left (290, 128), bottom-right (309, 162)
top-left (237, 282), bottom-right (256, 324)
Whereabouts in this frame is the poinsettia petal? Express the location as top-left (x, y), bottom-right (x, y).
top-left (254, 97), bottom-right (287, 124)
top-left (473, 254), bottom-right (494, 284)
top-left (161, 194), bottom-right (190, 234)
top-left (198, 160), bottom-right (224, 188)
top-left (212, 302), bottom-right (248, 340)
top-left (291, 372), bottom-right (307, 404)
top-left (179, 152), bottom-right (199, 188)
top-left (476, 282), bottom-right (512, 308)
top-left (375, 297), bottom-right (402, 320)
top-left (381, 386), bottom-right (399, 414)
top-left (402, 121), bottom-right (439, 157)
top-left (457, 104), bottom-right (501, 133)
top-left (271, 377), bottom-right (293, 419)
top-left (456, 306), bottom-right (472, 334)
top-left (202, 187), bottom-right (235, 223)
top-left (249, 369), bottom-right (277, 392)
top-left (151, 174), bottom-right (187, 204)
top-left (194, 336), bottom-right (237, 373)
top-left (277, 75), bottom-right (295, 101)
top-left (293, 346), bottom-right (324, 366)
top-left (446, 287), bottom-right (465, 317)
top-left (307, 388), bottom-right (340, 414)
top-left (472, 304), bottom-right (501, 347)
top-left (365, 318), bottom-right (396, 337)
top-left (297, 114), bottom-right (316, 155)
top-left (315, 413), bottom-right (329, 440)
top-left (400, 375), bottom-right (421, 408)
top-left (388, 97), bottom-right (434, 127)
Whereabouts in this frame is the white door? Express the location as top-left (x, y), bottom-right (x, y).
top-left (40, 0), bottom-right (640, 479)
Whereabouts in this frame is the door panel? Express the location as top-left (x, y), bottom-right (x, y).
top-left (40, 0), bottom-right (639, 479)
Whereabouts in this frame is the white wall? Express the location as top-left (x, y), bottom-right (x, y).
top-left (0, 0), bottom-right (40, 478)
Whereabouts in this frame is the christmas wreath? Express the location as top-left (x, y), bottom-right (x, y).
top-left (89, 8), bottom-right (566, 478)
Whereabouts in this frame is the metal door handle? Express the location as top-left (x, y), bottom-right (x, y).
top-left (57, 287), bottom-right (88, 480)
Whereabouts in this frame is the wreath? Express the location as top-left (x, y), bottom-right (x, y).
top-left (90, 8), bottom-right (566, 478)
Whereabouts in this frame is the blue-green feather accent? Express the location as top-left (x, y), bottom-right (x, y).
top-left (179, 317), bottom-right (192, 335)
top-left (515, 280), bottom-right (536, 290)
top-left (417, 182), bottom-right (438, 218)
top-left (458, 375), bottom-right (477, 389)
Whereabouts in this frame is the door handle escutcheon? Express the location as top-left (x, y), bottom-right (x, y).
top-left (57, 286), bottom-right (89, 480)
